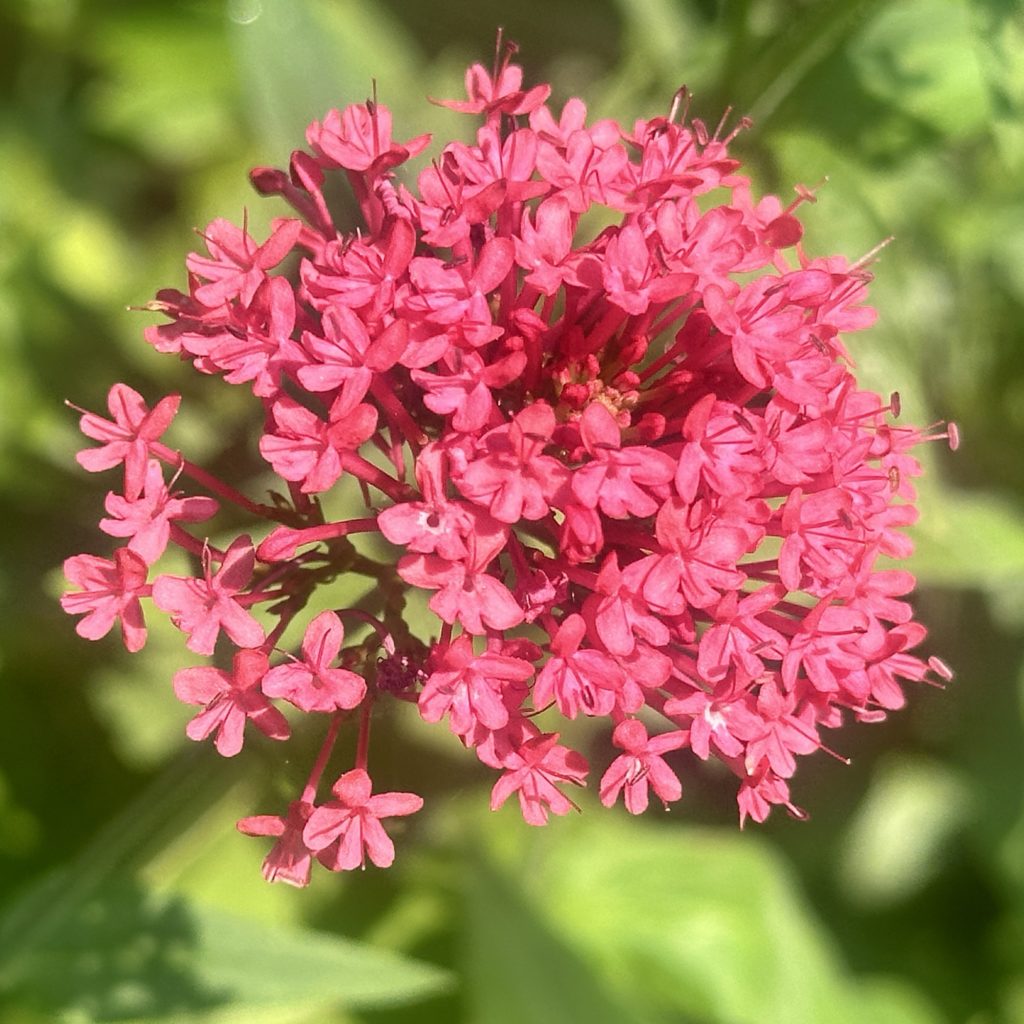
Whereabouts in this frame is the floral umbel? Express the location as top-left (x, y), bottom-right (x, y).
top-left (63, 41), bottom-right (956, 885)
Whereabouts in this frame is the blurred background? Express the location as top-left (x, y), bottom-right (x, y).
top-left (1, 0), bottom-right (1023, 1021)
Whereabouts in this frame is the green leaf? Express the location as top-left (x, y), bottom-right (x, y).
top-left (86, 10), bottom-right (240, 165)
top-left (1, 880), bottom-right (451, 1021)
top-left (968, 0), bottom-right (1024, 171)
top-left (464, 853), bottom-right (648, 1024)
top-left (229, 0), bottom-right (348, 159)
top-left (229, 0), bottom-right (423, 161)
top-left (848, 0), bottom-right (992, 139)
top-left (528, 817), bottom-right (943, 1024)
top-left (838, 756), bottom-right (970, 906)
top-left (737, 0), bottom-right (887, 125)
top-left (908, 486), bottom-right (1024, 590)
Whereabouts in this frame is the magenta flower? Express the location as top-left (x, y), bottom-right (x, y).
top-left (100, 460), bottom-right (218, 565)
top-left (303, 769), bottom-right (423, 870)
top-left (62, 547), bottom-right (149, 652)
top-left (261, 611), bottom-right (366, 713)
top-left (152, 536), bottom-right (265, 655)
top-left (63, 39), bottom-right (955, 882)
top-left (599, 719), bottom-right (689, 814)
top-left (74, 384), bottom-right (180, 499)
top-left (173, 648), bottom-right (289, 757)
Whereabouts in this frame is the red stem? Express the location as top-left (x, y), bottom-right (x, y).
top-left (302, 713), bottom-right (345, 803)
top-left (355, 701), bottom-right (373, 771)
top-left (338, 451), bottom-right (411, 502)
top-left (149, 442), bottom-right (287, 521)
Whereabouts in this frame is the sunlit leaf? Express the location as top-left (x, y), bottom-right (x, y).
top-left (528, 817), bottom-right (942, 1024)
top-left (849, 0), bottom-right (991, 138)
top-left (838, 756), bottom-right (970, 906)
top-left (1, 880), bottom-right (451, 1021)
top-left (464, 853), bottom-right (647, 1024)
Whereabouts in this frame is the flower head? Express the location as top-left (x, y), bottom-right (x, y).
top-left (63, 42), bottom-right (954, 883)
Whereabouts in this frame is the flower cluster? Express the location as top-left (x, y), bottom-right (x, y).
top-left (63, 44), bottom-right (956, 885)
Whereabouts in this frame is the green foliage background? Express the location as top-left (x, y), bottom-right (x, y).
top-left (1, 0), bottom-right (1022, 1021)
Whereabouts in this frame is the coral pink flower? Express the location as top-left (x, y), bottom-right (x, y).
top-left (438, 50), bottom-right (550, 118)
top-left (261, 611), bottom-right (366, 713)
top-left (572, 403), bottom-right (675, 519)
top-left (307, 103), bottom-right (430, 176)
top-left (418, 634), bottom-right (534, 739)
top-left (238, 800), bottom-right (317, 887)
top-left (599, 718), bottom-right (689, 814)
top-left (62, 547), bottom-right (149, 652)
top-left (100, 460), bottom-right (218, 565)
top-left (455, 403), bottom-right (570, 523)
top-left (303, 769), bottom-right (423, 870)
top-left (187, 217), bottom-right (302, 308)
top-left (64, 42), bottom-right (953, 882)
top-left (152, 536), bottom-right (265, 655)
top-left (490, 732), bottom-right (589, 826)
top-left (74, 384), bottom-right (180, 499)
top-left (532, 614), bottom-right (625, 718)
top-left (173, 648), bottom-right (290, 757)
top-left (397, 528), bottom-right (524, 635)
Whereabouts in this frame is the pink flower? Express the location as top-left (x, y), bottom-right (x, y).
top-left (418, 634), bottom-right (534, 738)
top-left (532, 614), bottom-right (625, 718)
top-left (302, 769), bottom-right (423, 870)
top-left (261, 611), bottom-right (366, 713)
top-left (74, 384), bottom-right (180, 499)
top-left (238, 800), bottom-right (316, 887)
top-left (187, 217), bottom-right (301, 308)
top-left (100, 460), bottom-right (218, 565)
top-left (62, 547), bottom-right (149, 652)
top-left (438, 48), bottom-right (550, 118)
top-left (397, 528), bottom-right (524, 636)
top-left (490, 732), bottom-right (589, 826)
top-left (454, 403), bottom-right (570, 523)
top-left (599, 718), bottom-right (689, 814)
top-left (259, 395), bottom-right (378, 494)
top-left (307, 103), bottom-right (430, 176)
top-left (152, 536), bottom-right (265, 655)
top-left (173, 648), bottom-right (290, 756)
top-left (572, 403), bottom-right (675, 519)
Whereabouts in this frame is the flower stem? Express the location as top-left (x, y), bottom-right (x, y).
top-left (302, 713), bottom-right (345, 803)
top-left (149, 442), bottom-right (289, 521)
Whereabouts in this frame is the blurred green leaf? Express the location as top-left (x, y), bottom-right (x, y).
top-left (849, 0), bottom-right (991, 138)
top-left (967, 0), bottom-right (1024, 171)
top-left (1, 880), bottom-right (451, 1021)
top-left (86, 10), bottom-right (240, 165)
top-left (0, 772), bottom-right (39, 858)
top-left (464, 853), bottom-right (648, 1024)
top-left (909, 487), bottom-right (1024, 590)
top-left (739, 0), bottom-right (886, 125)
top-left (229, 0), bottom-right (422, 160)
top-left (229, 0), bottom-right (347, 159)
top-left (838, 756), bottom-right (970, 906)
top-left (529, 817), bottom-right (942, 1024)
